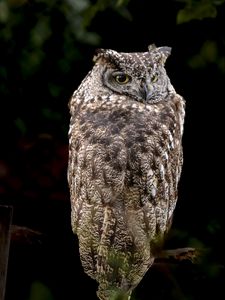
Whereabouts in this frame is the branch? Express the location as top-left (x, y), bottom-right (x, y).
top-left (155, 247), bottom-right (202, 264)
top-left (11, 225), bottom-right (43, 244)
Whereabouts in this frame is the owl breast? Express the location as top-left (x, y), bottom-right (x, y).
top-left (68, 93), bottom-right (185, 298)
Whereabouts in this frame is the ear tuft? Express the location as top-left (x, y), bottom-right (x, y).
top-left (157, 46), bottom-right (172, 59)
top-left (93, 48), bottom-right (107, 63)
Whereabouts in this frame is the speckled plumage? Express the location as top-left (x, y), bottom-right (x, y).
top-left (68, 45), bottom-right (185, 300)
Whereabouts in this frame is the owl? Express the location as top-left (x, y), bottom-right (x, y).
top-left (68, 44), bottom-right (185, 300)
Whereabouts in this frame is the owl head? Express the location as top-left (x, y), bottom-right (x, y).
top-left (89, 44), bottom-right (175, 103)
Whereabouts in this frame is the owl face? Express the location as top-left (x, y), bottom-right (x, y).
top-left (92, 44), bottom-right (175, 103)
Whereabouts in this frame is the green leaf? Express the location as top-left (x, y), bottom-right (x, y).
top-left (207, 219), bottom-right (221, 234)
top-left (27, 281), bottom-right (54, 300)
top-left (116, 0), bottom-right (130, 7)
top-left (42, 108), bottom-right (62, 121)
top-left (176, 0), bottom-right (220, 24)
top-left (0, 1), bottom-right (9, 23)
top-left (14, 118), bottom-right (27, 135)
top-left (30, 17), bottom-right (51, 47)
top-left (201, 40), bottom-right (218, 62)
top-left (177, 3), bottom-right (217, 24)
top-left (188, 40), bottom-right (218, 68)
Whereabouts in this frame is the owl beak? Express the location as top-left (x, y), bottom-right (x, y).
top-left (142, 83), bottom-right (154, 101)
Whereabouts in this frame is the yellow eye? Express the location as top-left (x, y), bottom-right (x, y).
top-left (114, 73), bottom-right (131, 84)
top-left (151, 74), bottom-right (158, 83)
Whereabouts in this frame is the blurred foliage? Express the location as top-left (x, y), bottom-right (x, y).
top-left (176, 0), bottom-right (225, 23)
top-left (14, 117), bottom-right (27, 135)
top-left (175, 0), bottom-right (225, 73)
top-left (188, 40), bottom-right (225, 71)
top-left (0, 0), bottom-right (131, 45)
top-left (0, 0), bottom-right (91, 43)
top-left (0, 0), bottom-right (100, 84)
top-left (81, 0), bottom-right (132, 27)
top-left (0, 0), bottom-right (133, 137)
top-left (27, 281), bottom-right (54, 300)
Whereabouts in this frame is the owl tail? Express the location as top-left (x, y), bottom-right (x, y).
top-left (97, 286), bottom-right (132, 300)
top-left (95, 206), bottom-right (133, 300)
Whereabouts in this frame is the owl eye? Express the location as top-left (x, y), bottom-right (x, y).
top-left (151, 74), bottom-right (158, 83)
top-left (114, 73), bottom-right (131, 84)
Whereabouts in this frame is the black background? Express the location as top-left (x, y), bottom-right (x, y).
top-left (0, 0), bottom-right (224, 299)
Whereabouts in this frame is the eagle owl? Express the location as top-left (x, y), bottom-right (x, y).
top-left (68, 45), bottom-right (185, 300)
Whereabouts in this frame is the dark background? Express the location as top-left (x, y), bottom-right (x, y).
top-left (0, 0), bottom-right (224, 299)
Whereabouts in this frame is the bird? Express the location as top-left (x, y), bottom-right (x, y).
top-left (68, 44), bottom-right (185, 300)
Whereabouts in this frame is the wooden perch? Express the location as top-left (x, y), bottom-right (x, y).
top-left (9, 223), bottom-right (202, 263)
top-left (11, 225), bottom-right (42, 244)
top-left (0, 205), bottom-right (13, 300)
top-left (155, 247), bottom-right (202, 264)
top-left (10, 225), bottom-right (201, 263)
